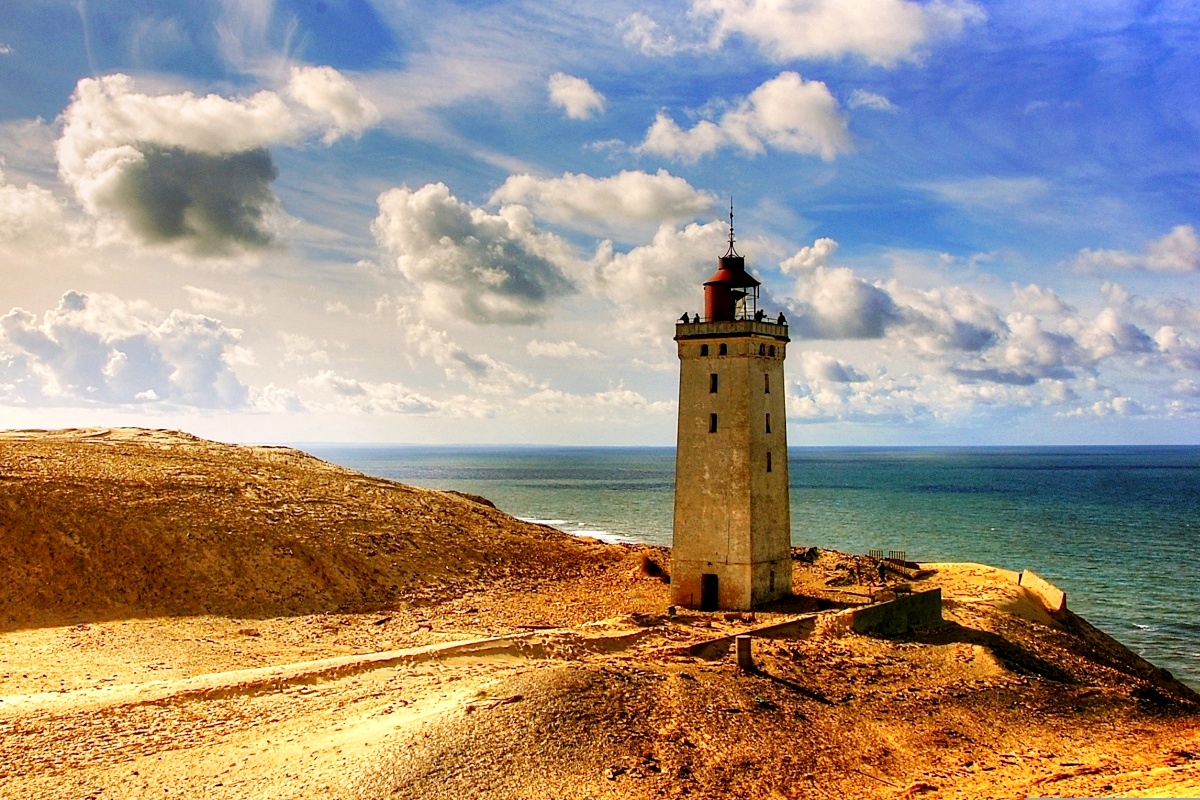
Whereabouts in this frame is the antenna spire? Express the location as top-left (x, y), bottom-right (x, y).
top-left (724, 197), bottom-right (740, 258)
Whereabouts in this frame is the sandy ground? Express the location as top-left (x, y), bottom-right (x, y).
top-left (2, 429), bottom-right (1199, 799)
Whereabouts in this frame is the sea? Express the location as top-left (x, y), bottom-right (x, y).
top-left (306, 444), bottom-right (1200, 690)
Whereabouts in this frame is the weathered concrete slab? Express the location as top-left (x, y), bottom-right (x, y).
top-left (851, 588), bottom-right (943, 635)
top-left (1018, 569), bottom-right (1067, 615)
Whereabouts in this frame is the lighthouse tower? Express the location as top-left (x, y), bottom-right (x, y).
top-left (671, 207), bottom-right (792, 611)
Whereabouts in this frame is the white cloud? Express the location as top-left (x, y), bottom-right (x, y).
top-left (489, 169), bottom-right (715, 239)
top-left (848, 89), bottom-right (898, 111)
top-left (893, 284), bottom-right (1006, 353)
top-left (638, 72), bottom-right (850, 162)
top-left (55, 68), bottom-right (378, 255)
top-left (303, 370), bottom-right (449, 415)
top-left (1065, 307), bottom-right (1157, 363)
top-left (183, 285), bottom-right (263, 317)
top-left (780, 237), bottom-right (838, 273)
top-left (619, 12), bottom-right (684, 56)
top-left (252, 383), bottom-right (306, 414)
top-left (0, 168), bottom-right (71, 250)
top-left (515, 385), bottom-right (675, 419)
top-left (693, 0), bottom-right (984, 66)
top-left (1073, 225), bottom-right (1200, 273)
top-left (0, 45), bottom-right (11, 56)
top-left (920, 175), bottom-right (1049, 211)
top-left (590, 221), bottom-right (727, 340)
top-left (1012, 283), bottom-right (1070, 316)
top-left (372, 182), bottom-right (576, 325)
top-left (280, 332), bottom-right (330, 366)
top-left (401, 317), bottom-right (537, 393)
top-left (526, 339), bottom-right (602, 359)
top-left (799, 351), bottom-right (869, 382)
top-left (0, 291), bottom-right (249, 408)
top-left (780, 243), bottom-right (902, 339)
top-left (547, 73), bottom-right (605, 120)
top-left (1062, 396), bottom-right (1145, 418)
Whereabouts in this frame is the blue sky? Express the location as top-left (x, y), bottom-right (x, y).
top-left (0, 0), bottom-right (1197, 445)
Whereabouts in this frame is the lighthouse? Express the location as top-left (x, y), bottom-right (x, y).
top-left (671, 207), bottom-right (792, 611)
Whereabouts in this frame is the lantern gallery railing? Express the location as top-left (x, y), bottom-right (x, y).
top-left (677, 310), bottom-right (788, 325)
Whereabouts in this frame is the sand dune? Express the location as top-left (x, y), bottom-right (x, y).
top-left (0, 427), bottom-right (616, 629)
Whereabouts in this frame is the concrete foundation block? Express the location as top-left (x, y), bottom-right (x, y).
top-left (851, 588), bottom-right (943, 635)
top-left (1018, 569), bottom-right (1067, 615)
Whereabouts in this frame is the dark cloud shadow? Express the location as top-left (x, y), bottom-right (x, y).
top-left (116, 146), bottom-right (279, 255)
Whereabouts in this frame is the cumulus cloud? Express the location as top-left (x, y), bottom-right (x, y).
top-left (1012, 283), bottom-right (1071, 316)
top-left (0, 167), bottom-right (70, 250)
top-left (590, 221), bottom-right (728, 339)
top-left (489, 169), bottom-right (715, 239)
top-left (799, 351), bottom-right (869, 382)
top-left (547, 73), bottom-right (605, 120)
top-left (1062, 396), bottom-right (1145, 418)
top-left (303, 370), bottom-right (446, 415)
top-left (779, 241), bottom-right (902, 339)
top-left (638, 72), bottom-right (850, 162)
top-left (693, 0), bottom-right (985, 66)
top-left (55, 68), bottom-right (378, 255)
top-left (894, 284), bottom-right (1007, 353)
top-left (373, 183), bottom-right (575, 325)
top-left (1073, 225), bottom-right (1200, 274)
top-left (770, 236), bottom-right (1199, 427)
top-left (1066, 307), bottom-right (1156, 363)
top-left (0, 291), bottom-right (249, 408)
top-left (780, 237), bottom-right (838, 273)
top-left (848, 89), bottom-right (898, 111)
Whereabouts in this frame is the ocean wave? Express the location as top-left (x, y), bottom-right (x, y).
top-left (571, 529), bottom-right (636, 545)
top-left (520, 518), bottom-right (570, 526)
top-left (519, 517), bottom-right (636, 545)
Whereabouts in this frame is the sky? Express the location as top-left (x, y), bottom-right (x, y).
top-left (0, 0), bottom-right (1198, 446)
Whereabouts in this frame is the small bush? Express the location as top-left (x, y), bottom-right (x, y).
top-left (639, 552), bottom-right (669, 582)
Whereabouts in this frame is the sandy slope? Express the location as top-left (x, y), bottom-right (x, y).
top-left (1, 429), bottom-right (1198, 799)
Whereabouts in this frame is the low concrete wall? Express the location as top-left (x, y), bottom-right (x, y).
top-left (851, 588), bottom-right (943, 635)
top-left (1018, 569), bottom-right (1067, 615)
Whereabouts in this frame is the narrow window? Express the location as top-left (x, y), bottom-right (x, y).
top-left (769, 345), bottom-right (776, 357)
top-left (766, 451), bottom-right (773, 472)
top-left (765, 413), bottom-right (771, 434)
top-left (709, 413), bottom-right (718, 433)
top-left (769, 570), bottom-right (776, 592)
top-left (764, 373), bottom-right (770, 394)
top-left (719, 343), bottom-right (728, 356)
top-left (759, 344), bottom-right (765, 356)
top-left (700, 344), bottom-right (709, 356)
top-left (709, 373), bottom-right (718, 393)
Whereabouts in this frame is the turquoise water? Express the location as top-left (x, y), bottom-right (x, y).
top-left (307, 445), bottom-right (1200, 689)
